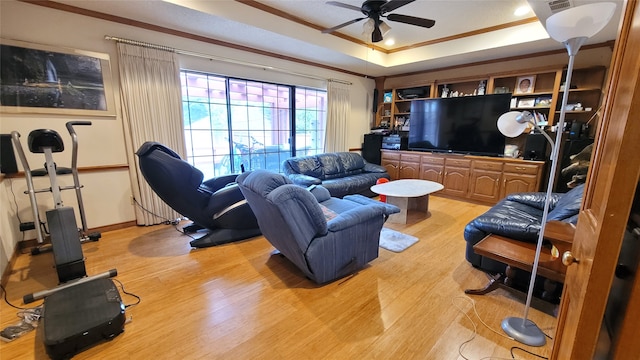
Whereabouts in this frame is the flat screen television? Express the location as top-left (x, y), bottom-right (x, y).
top-left (408, 93), bottom-right (511, 157)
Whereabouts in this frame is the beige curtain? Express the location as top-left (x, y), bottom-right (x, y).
top-left (117, 43), bottom-right (185, 225)
top-left (324, 81), bottom-right (351, 152)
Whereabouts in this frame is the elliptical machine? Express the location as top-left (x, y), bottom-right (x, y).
top-left (11, 121), bottom-right (101, 283)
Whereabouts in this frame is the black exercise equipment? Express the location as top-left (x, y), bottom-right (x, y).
top-left (135, 142), bottom-right (261, 248)
top-left (11, 121), bottom-right (101, 282)
top-left (23, 270), bottom-right (125, 360)
top-left (12, 122), bottom-right (125, 359)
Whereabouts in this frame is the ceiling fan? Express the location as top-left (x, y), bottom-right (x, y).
top-left (321, 0), bottom-right (436, 43)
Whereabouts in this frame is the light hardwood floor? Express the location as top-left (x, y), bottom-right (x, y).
top-left (1, 195), bottom-right (557, 359)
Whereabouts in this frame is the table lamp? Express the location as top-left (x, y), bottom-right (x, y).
top-left (496, 2), bottom-right (617, 347)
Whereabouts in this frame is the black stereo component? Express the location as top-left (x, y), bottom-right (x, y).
top-left (382, 135), bottom-right (408, 150)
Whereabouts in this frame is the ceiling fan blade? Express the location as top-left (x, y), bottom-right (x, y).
top-left (325, 1), bottom-right (363, 12)
top-left (380, 0), bottom-right (415, 14)
top-left (321, 18), bottom-right (366, 33)
top-left (386, 13), bottom-right (435, 28)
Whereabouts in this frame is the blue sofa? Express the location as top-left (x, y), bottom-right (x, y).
top-left (282, 152), bottom-right (390, 198)
top-left (237, 170), bottom-right (399, 284)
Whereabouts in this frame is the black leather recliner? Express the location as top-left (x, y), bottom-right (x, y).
top-left (463, 184), bottom-right (585, 300)
top-left (464, 183), bottom-right (585, 274)
top-left (135, 142), bottom-right (261, 248)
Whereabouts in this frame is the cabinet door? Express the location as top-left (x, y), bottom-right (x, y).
top-left (399, 161), bottom-right (420, 179)
top-left (399, 153), bottom-right (421, 179)
top-left (421, 164), bottom-right (443, 183)
top-left (443, 166), bottom-right (470, 197)
top-left (382, 159), bottom-right (399, 180)
top-left (381, 151), bottom-right (400, 180)
top-left (469, 170), bottom-right (502, 203)
top-left (501, 173), bottom-right (538, 198)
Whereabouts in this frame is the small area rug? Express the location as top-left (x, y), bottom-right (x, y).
top-left (379, 227), bottom-right (419, 252)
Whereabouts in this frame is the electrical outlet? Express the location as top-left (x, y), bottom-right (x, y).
top-left (130, 195), bottom-right (134, 205)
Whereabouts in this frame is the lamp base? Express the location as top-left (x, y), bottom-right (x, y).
top-left (501, 317), bottom-right (546, 347)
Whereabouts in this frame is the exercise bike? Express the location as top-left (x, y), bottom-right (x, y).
top-left (11, 121), bottom-right (101, 283)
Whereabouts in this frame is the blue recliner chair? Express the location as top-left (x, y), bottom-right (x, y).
top-left (136, 142), bottom-right (261, 248)
top-left (236, 169), bottom-right (399, 284)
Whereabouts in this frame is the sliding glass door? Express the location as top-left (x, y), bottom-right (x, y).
top-left (181, 71), bottom-right (326, 179)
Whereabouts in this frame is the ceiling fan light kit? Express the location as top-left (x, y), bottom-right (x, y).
top-left (323, 0), bottom-right (435, 43)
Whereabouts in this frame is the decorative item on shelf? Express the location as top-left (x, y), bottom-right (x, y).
top-left (515, 75), bottom-right (536, 94)
top-left (497, 2), bottom-right (617, 348)
top-left (401, 118), bottom-right (410, 131)
top-left (383, 91), bottom-right (392, 103)
top-left (534, 96), bottom-right (552, 107)
top-left (494, 86), bottom-right (510, 94)
top-left (504, 144), bottom-right (520, 158)
top-left (441, 85), bottom-right (449, 98)
top-left (477, 80), bottom-right (486, 95)
top-left (565, 103), bottom-right (582, 111)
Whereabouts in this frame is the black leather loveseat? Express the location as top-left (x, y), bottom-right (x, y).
top-left (464, 183), bottom-right (585, 275)
top-left (282, 152), bottom-right (390, 198)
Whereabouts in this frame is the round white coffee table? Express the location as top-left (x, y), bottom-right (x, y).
top-left (370, 179), bottom-right (444, 224)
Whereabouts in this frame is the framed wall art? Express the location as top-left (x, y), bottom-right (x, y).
top-left (0, 38), bottom-right (116, 117)
top-left (514, 75), bottom-right (536, 95)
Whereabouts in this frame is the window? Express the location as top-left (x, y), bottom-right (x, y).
top-left (181, 71), bottom-right (326, 179)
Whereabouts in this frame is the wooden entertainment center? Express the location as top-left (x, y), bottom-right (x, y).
top-left (377, 65), bottom-right (607, 136)
top-left (370, 64), bottom-right (607, 205)
top-left (381, 149), bottom-right (545, 205)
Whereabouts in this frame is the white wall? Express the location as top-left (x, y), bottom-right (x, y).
top-left (0, 1), bottom-right (375, 275)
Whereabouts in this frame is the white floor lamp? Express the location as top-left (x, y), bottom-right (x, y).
top-left (495, 2), bottom-right (617, 347)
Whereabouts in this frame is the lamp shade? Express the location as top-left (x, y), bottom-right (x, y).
top-left (497, 111), bottom-right (530, 137)
top-left (379, 21), bottom-right (392, 36)
top-left (362, 18), bottom-right (375, 36)
top-left (546, 2), bottom-right (616, 42)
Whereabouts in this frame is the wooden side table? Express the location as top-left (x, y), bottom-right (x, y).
top-left (465, 221), bottom-right (575, 301)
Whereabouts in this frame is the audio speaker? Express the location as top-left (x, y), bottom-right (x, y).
top-left (372, 89), bottom-right (379, 113)
top-left (0, 134), bottom-right (18, 174)
top-left (523, 132), bottom-right (548, 161)
top-left (569, 122), bottom-right (582, 139)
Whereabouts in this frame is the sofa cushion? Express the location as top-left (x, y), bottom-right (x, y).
top-left (337, 152), bottom-right (366, 175)
top-left (547, 183), bottom-right (585, 222)
top-left (285, 155), bottom-right (324, 179)
top-left (317, 153), bottom-right (346, 180)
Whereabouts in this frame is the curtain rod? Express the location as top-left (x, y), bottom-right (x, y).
top-left (104, 35), bottom-right (352, 85)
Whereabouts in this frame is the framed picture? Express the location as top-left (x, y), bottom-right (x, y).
top-left (0, 38), bottom-right (116, 117)
top-left (517, 98), bottom-right (535, 108)
top-left (514, 75), bottom-right (536, 95)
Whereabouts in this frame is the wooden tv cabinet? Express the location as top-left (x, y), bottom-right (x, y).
top-left (381, 149), bottom-right (545, 205)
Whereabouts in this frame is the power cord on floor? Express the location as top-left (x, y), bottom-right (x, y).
top-left (112, 278), bottom-right (141, 309)
top-left (510, 347), bottom-right (549, 359)
top-left (0, 284), bottom-right (43, 342)
top-left (132, 197), bottom-right (179, 225)
top-left (0, 283), bottom-right (40, 310)
top-left (132, 197), bottom-right (199, 240)
top-left (452, 295), bottom-right (549, 360)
